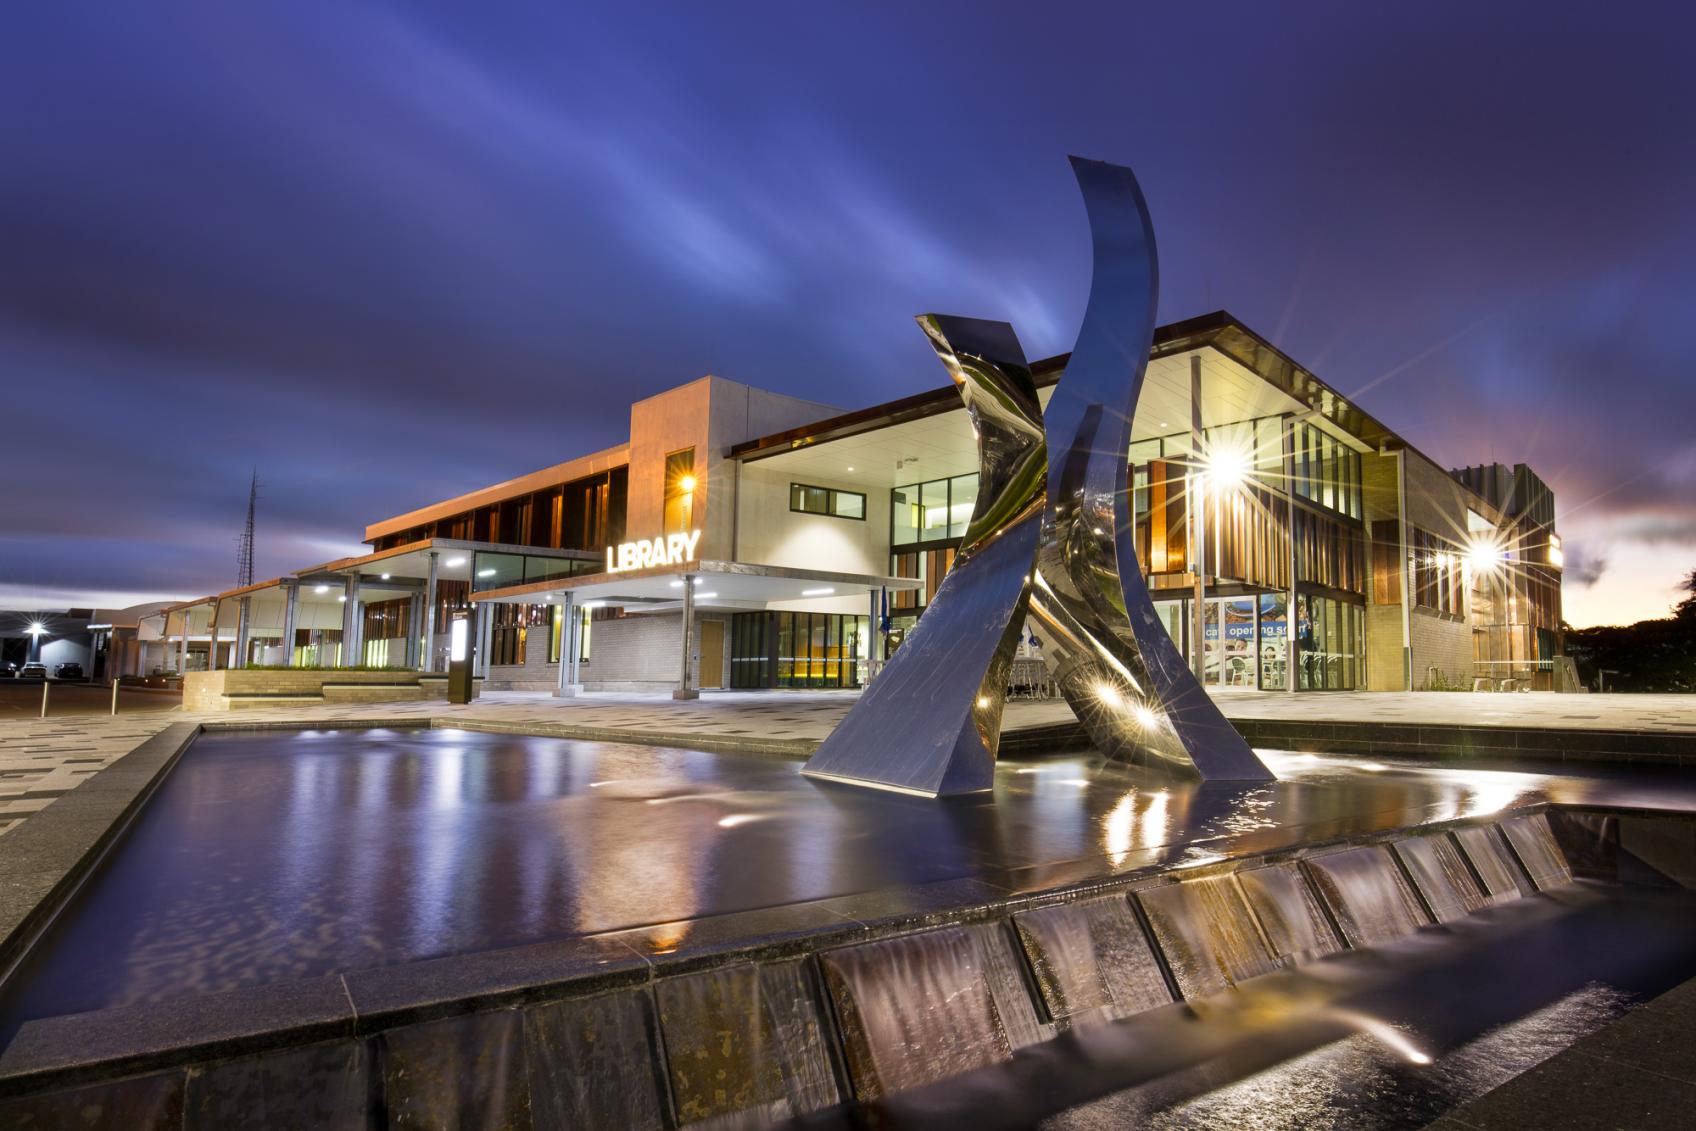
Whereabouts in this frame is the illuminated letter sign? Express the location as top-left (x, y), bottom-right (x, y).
top-left (606, 530), bottom-right (703, 573)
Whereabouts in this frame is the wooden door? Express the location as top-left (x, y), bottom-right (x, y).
top-left (698, 620), bottom-right (725, 688)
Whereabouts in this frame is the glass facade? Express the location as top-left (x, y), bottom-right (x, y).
top-left (1295, 594), bottom-right (1364, 690)
top-left (891, 473), bottom-right (978, 546)
top-left (470, 551), bottom-right (602, 593)
top-left (371, 468), bottom-right (628, 553)
top-left (790, 483), bottom-right (866, 520)
top-left (729, 611), bottom-right (867, 689)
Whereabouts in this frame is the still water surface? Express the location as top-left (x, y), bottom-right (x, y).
top-left (2, 726), bottom-right (1690, 1033)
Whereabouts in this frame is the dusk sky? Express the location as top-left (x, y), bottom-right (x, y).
top-left (4, 1), bottom-right (1693, 626)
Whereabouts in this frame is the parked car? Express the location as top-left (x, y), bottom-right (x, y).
top-left (54, 662), bottom-right (85, 680)
top-left (18, 662), bottom-right (47, 679)
top-left (0, 661), bottom-right (17, 678)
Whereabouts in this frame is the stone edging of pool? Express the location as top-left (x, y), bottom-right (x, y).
top-left (0, 723), bottom-right (200, 978)
top-left (0, 788), bottom-right (1619, 1100)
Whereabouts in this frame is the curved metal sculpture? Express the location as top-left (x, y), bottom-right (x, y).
top-left (803, 156), bottom-right (1273, 795)
top-left (801, 316), bottom-right (1047, 795)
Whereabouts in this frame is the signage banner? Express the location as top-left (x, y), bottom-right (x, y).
top-left (606, 530), bottom-right (702, 574)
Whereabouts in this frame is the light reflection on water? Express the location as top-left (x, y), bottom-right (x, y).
top-left (1047, 983), bottom-right (1637, 1130)
top-left (1, 727), bottom-right (1692, 1034)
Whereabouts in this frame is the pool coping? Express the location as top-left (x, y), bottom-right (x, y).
top-left (0, 723), bottom-right (199, 980)
top-left (0, 785), bottom-right (1593, 1099)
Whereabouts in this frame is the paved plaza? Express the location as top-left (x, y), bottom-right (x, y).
top-left (2, 688), bottom-right (1693, 837)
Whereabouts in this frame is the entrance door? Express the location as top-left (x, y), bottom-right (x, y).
top-left (698, 620), bottom-right (725, 688)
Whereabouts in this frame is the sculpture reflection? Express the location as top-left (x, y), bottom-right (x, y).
top-left (803, 157), bottom-right (1273, 795)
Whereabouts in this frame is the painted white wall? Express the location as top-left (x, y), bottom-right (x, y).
top-left (736, 464), bottom-right (889, 580)
top-left (40, 638), bottom-right (92, 669)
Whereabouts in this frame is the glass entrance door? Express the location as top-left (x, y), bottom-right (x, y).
top-left (1200, 596), bottom-right (1260, 689)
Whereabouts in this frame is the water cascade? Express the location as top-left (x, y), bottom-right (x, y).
top-left (525, 988), bottom-right (668, 1130)
top-left (1012, 894), bottom-right (1173, 1026)
top-left (1451, 826), bottom-right (1527, 904)
top-left (1302, 845), bottom-right (1431, 947)
top-left (1134, 875), bottom-right (1277, 998)
top-left (1234, 862), bottom-right (1344, 965)
top-left (1499, 813), bottom-right (1574, 891)
top-left (653, 960), bottom-right (840, 1127)
top-left (1393, 834), bottom-right (1488, 922)
top-left (816, 923), bottom-right (1042, 1102)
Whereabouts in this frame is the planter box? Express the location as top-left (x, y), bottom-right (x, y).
top-left (182, 669), bottom-right (438, 712)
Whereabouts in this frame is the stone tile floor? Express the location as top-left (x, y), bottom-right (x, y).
top-left (1, 689), bottom-right (1692, 839)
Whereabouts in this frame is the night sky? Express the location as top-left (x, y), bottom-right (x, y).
top-left (4, 2), bottom-right (1693, 626)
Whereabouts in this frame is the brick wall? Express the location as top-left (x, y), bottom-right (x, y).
top-left (1410, 609), bottom-right (1474, 690)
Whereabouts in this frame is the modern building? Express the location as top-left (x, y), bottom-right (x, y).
top-left (142, 311), bottom-right (1566, 694)
top-left (1, 604), bottom-right (172, 678)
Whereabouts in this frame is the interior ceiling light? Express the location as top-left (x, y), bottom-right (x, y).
top-left (314, 585), bottom-right (329, 594)
top-left (801, 587), bottom-right (835, 596)
top-left (445, 557), bottom-right (466, 568)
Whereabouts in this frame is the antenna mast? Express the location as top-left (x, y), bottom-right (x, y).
top-left (236, 470), bottom-right (259, 587)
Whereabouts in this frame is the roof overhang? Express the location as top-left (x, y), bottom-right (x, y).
top-left (470, 559), bottom-right (922, 609)
top-left (727, 311), bottom-right (1399, 468)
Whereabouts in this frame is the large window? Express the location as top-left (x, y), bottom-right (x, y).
top-left (890, 473), bottom-right (979, 547)
top-left (1295, 594), bottom-right (1364, 690)
top-left (790, 483), bottom-right (866, 520)
top-left (371, 467), bottom-right (628, 553)
top-left (1291, 422), bottom-right (1363, 520)
top-left (490, 604), bottom-right (550, 667)
top-left (664, 449), bottom-right (696, 535)
top-left (731, 611), bottom-right (866, 688)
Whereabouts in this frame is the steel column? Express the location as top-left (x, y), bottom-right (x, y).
top-left (674, 575), bottom-right (698, 699)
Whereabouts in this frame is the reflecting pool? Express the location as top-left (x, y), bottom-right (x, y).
top-left (2, 726), bottom-right (1692, 1036)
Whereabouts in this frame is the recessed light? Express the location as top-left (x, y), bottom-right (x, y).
top-left (847, 466), bottom-right (855, 472)
top-left (801, 587), bottom-right (835, 596)
top-left (338, 595), bottom-right (348, 603)
top-left (694, 592), bottom-right (717, 599)
top-left (380, 573), bottom-right (391, 580)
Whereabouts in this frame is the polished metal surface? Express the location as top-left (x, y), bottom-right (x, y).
top-left (802, 316), bottom-right (1047, 795)
top-left (1033, 157), bottom-right (1271, 781)
top-left (803, 157), bottom-right (1272, 794)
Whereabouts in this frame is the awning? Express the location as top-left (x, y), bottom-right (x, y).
top-left (470, 559), bottom-right (922, 610)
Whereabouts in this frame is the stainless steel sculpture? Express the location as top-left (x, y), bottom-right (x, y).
top-left (801, 316), bottom-right (1047, 795)
top-left (803, 157), bottom-right (1274, 796)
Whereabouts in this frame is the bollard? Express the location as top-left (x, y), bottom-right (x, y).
top-left (111, 677), bottom-right (121, 716)
top-left (40, 680), bottom-right (49, 719)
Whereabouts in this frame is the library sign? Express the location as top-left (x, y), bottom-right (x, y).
top-left (605, 530), bottom-right (702, 574)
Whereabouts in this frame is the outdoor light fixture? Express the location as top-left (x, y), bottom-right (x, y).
top-left (1467, 538), bottom-right (1505, 574)
top-left (314, 584), bottom-right (329, 594)
top-left (694, 592), bottom-right (717, 599)
top-left (1202, 445), bottom-right (1251, 490)
top-left (679, 474), bottom-right (697, 492)
top-left (380, 573), bottom-right (390, 580)
top-left (27, 621), bottom-right (45, 636)
top-left (801, 587), bottom-right (835, 596)
top-left (445, 557), bottom-right (466, 568)
top-left (338, 595), bottom-right (347, 603)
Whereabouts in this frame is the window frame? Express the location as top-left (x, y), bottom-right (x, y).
top-left (789, 481), bottom-right (867, 522)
